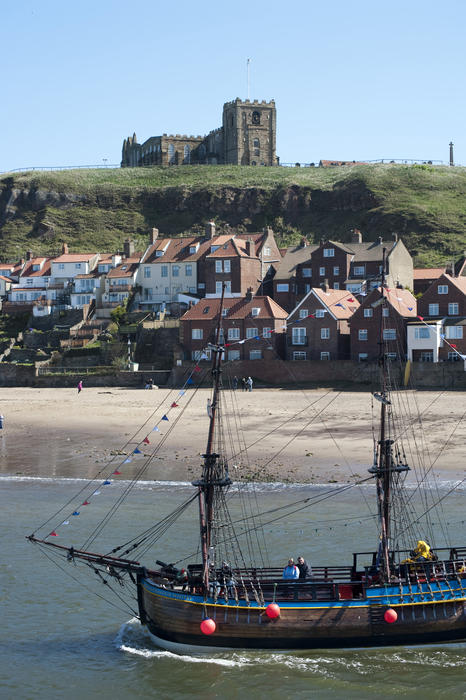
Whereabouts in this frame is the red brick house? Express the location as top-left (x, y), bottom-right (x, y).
top-left (418, 274), bottom-right (466, 319)
top-left (180, 295), bottom-right (288, 362)
top-left (413, 267), bottom-right (446, 296)
top-left (286, 287), bottom-right (360, 361)
top-left (350, 287), bottom-right (417, 362)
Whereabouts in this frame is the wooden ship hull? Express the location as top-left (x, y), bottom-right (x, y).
top-left (138, 569), bottom-right (466, 651)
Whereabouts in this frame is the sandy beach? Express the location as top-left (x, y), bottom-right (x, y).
top-left (0, 386), bottom-right (464, 484)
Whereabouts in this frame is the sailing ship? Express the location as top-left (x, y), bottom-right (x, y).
top-left (28, 274), bottom-right (466, 652)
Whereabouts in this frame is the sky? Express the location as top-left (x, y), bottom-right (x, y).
top-left (2, 0), bottom-right (465, 172)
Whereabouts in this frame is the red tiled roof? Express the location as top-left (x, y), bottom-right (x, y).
top-left (413, 268), bottom-right (445, 280)
top-left (181, 295), bottom-right (288, 321)
top-left (290, 288), bottom-right (360, 320)
top-left (53, 253), bottom-right (97, 263)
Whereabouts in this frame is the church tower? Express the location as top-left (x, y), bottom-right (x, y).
top-left (222, 99), bottom-right (277, 166)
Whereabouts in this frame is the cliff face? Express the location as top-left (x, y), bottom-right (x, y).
top-left (1, 165), bottom-right (465, 266)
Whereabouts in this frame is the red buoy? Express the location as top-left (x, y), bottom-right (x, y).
top-left (265, 603), bottom-right (281, 619)
top-left (384, 608), bottom-right (398, 623)
top-left (200, 618), bottom-right (216, 635)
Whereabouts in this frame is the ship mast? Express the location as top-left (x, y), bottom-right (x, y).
top-left (193, 284), bottom-right (231, 591)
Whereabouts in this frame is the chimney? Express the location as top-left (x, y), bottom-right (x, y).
top-left (26, 250), bottom-right (33, 261)
top-left (320, 279), bottom-right (329, 293)
top-left (205, 221), bottom-right (216, 239)
top-left (392, 233), bottom-right (398, 241)
top-left (62, 242), bottom-right (69, 254)
top-left (124, 239), bottom-right (135, 258)
top-left (246, 239), bottom-right (253, 256)
top-left (351, 229), bottom-right (362, 243)
top-left (262, 226), bottom-right (273, 236)
top-left (149, 228), bottom-right (159, 245)
top-left (245, 287), bottom-right (253, 301)
top-left (378, 236), bottom-right (383, 245)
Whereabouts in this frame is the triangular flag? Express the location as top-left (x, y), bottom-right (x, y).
top-left (451, 344), bottom-right (457, 348)
top-left (82, 500), bottom-right (90, 506)
top-left (162, 415), bottom-right (169, 421)
top-left (123, 457), bottom-right (132, 463)
top-left (143, 437), bottom-right (150, 444)
top-left (178, 390), bottom-right (186, 396)
top-left (335, 303), bottom-right (344, 308)
top-left (92, 490), bottom-right (101, 496)
top-left (254, 335), bottom-right (260, 340)
top-left (193, 365), bottom-right (201, 373)
top-left (50, 531), bottom-right (58, 537)
top-left (72, 511), bottom-right (80, 516)
top-left (440, 334), bottom-right (445, 339)
top-left (408, 307), bottom-right (413, 311)
top-left (133, 448), bottom-right (142, 454)
top-left (153, 426), bottom-right (160, 431)
top-left (112, 470), bottom-right (121, 475)
top-left (347, 298), bottom-right (355, 303)
top-left (104, 479), bottom-right (112, 484)
top-left (171, 402), bottom-right (179, 408)
top-left (187, 377), bottom-right (194, 384)
top-left (224, 343), bottom-right (231, 347)
top-left (418, 315), bottom-right (424, 321)
top-left (62, 521), bottom-right (69, 526)
top-left (238, 339), bottom-right (246, 344)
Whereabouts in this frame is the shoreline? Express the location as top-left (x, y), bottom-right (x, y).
top-left (0, 387), bottom-right (465, 484)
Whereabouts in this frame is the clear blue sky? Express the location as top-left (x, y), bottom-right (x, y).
top-left (2, 0), bottom-right (465, 172)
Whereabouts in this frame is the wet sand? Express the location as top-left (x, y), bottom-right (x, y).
top-left (0, 387), bottom-right (464, 483)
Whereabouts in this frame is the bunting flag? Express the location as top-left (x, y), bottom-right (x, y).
top-left (62, 520), bottom-right (69, 525)
top-left (193, 365), bottom-right (201, 373)
top-left (187, 377), bottom-right (194, 385)
top-left (162, 415), bottom-right (169, 421)
top-left (451, 344), bottom-right (457, 349)
top-left (133, 448), bottom-right (142, 454)
top-left (82, 500), bottom-right (90, 506)
top-left (104, 479), bottom-right (112, 484)
top-left (178, 390), bottom-right (186, 397)
top-left (92, 490), bottom-right (101, 496)
top-left (171, 402), bottom-right (179, 408)
top-left (50, 531), bottom-right (58, 537)
top-left (143, 437), bottom-right (150, 444)
top-left (123, 457), bottom-right (132, 464)
top-left (335, 302), bottom-right (345, 308)
top-left (347, 298), bottom-right (355, 303)
top-left (418, 315), bottom-right (424, 321)
top-left (112, 470), bottom-right (121, 475)
top-left (153, 426), bottom-right (160, 431)
top-left (72, 511), bottom-right (80, 516)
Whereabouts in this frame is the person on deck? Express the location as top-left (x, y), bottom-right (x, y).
top-left (297, 556), bottom-right (312, 579)
top-left (283, 558), bottom-right (300, 579)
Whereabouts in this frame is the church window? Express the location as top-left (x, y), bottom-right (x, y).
top-left (183, 145), bottom-right (191, 164)
top-left (168, 144), bottom-right (175, 164)
top-left (252, 111), bottom-right (260, 124)
top-left (253, 138), bottom-right (260, 156)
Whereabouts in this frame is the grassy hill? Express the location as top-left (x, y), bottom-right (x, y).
top-left (1, 163), bottom-right (465, 266)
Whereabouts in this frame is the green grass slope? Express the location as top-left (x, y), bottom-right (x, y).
top-left (1, 164), bottom-right (465, 266)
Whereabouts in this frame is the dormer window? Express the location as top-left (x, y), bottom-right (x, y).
top-left (222, 308), bottom-right (228, 317)
top-left (203, 306), bottom-right (210, 314)
top-left (32, 264), bottom-right (40, 271)
top-left (251, 307), bottom-right (260, 317)
top-left (211, 245), bottom-right (220, 253)
top-left (189, 243), bottom-right (199, 254)
top-left (156, 250), bottom-right (164, 257)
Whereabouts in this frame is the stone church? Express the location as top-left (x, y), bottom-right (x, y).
top-left (121, 98), bottom-right (278, 167)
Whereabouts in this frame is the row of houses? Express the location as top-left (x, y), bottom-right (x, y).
top-left (179, 273), bottom-right (466, 364)
top-left (1, 225), bottom-right (465, 365)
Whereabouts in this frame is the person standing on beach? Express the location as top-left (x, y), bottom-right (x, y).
top-left (241, 377), bottom-right (247, 391)
top-left (247, 376), bottom-right (253, 392)
top-left (77, 380), bottom-right (83, 394)
top-left (232, 376), bottom-right (238, 390)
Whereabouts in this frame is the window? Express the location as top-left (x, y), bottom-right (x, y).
top-left (228, 349), bottom-right (240, 361)
top-left (320, 351), bottom-right (330, 360)
top-left (428, 303), bottom-right (439, 315)
top-left (299, 309), bottom-right (308, 319)
top-left (383, 329), bottom-right (396, 340)
top-left (277, 283), bottom-right (289, 292)
top-left (144, 267), bottom-right (151, 278)
top-left (264, 247), bottom-right (271, 256)
top-left (382, 308), bottom-right (389, 317)
top-left (161, 266), bottom-right (168, 278)
top-left (75, 263), bottom-right (81, 270)
top-left (225, 281), bottom-right (231, 293)
top-left (359, 353), bottom-right (368, 362)
top-left (359, 329), bottom-right (368, 341)
top-left (156, 250), bottom-right (164, 257)
top-left (228, 327), bottom-right (240, 340)
top-left (302, 268), bottom-right (312, 277)
top-left (58, 263), bottom-right (65, 271)
top-left (319, 267), bottom-right (325, 276)
top-left (321, 328), bottom-right (330, 339)
top-left (168, 143), bottom-right (175, 164)
top-left (183, 145), bottom-right (190, 164)
top-left (215, 281), bottom-right (223, 295)
top-left (223, 260), bottom-right (231, 273)
top-left (249, 349), bottom-right (262, 360)
top-left (438, 285), bottom-right (448, 294)
top-left (251, 307), bottom-right (260, 316)
top-left (26, 278), bottom-right (33, 285)
top-left (420, 351), bottom-right (433, 362)
top-left (415, 327), bottom-right (430, 339)
top-left (185, 264), bottom-right (192, 277)
top-left (292, 327), bottom-right (306, 345)
top-left (253, 138), bottom-right (260, 156)
top-left (323, 248), bottom-right (335, 257)
top-left (385, 353), bottom-right (397, 361)
top-left (448, 303), bottom-right (459, 315)
top-left (189, 244), bottom-right (199, 254)
top-left (246, 327), bottom-right (258, 339)
top-left (263, 327), bottom-right (271, 338)
top-left (172, 265), bottom-right (180, 277)
top-left (305, 284), bottom-right (311, 293)
top-left (221, 308), bottom-right (228, 317)
top-left (333, 266), bottom-right (339, 276)
top-left (293, 351), bottom-right (307, 360)
top-left (445, 326), bottom-right (463, 339)
top-left (364, 308), bottom-right (373, 318)
top-left (353, 265), bottom-right (365, 277)
top-left (334, 282), bottom-right (340, 289)
top-left (215, 260), bottom-right (222, 273)
top-left (191, 329), bottom-right (203, 339)
top-left (315, 309), bottom-right (325, 318)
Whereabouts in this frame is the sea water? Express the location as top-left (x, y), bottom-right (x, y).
top-left (1, 477), bottom-right (465, 700)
